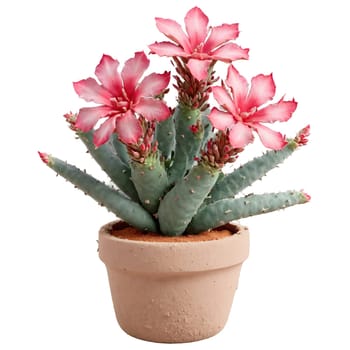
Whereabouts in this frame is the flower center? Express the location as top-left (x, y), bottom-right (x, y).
top-left (193, 42), bottom-right (204, 53)
top-left (239, 107), bottom-right (257, 121)
top-left (110, 96), bottom-right (131, 113)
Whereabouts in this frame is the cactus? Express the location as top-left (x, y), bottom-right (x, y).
top-left (158, 164), bottom-right (219, 236)
top-left (111, 134), bottom-right (130, 166)
top-left (155, 112), bottom-right (175, 162)
top-left (206, 139), bottom-right (299, 204)
top-left (39, 7), bottom-right (310, 237)
top-left (77, 129), bottom-right (139, 202)
top-left (130, 155), bottom-right (168, 214)
top-left (187, 191), bottom-right (310, 234)
top-left (38, 153), bottom-right (157, 232)
top-left (167, 105), bottom-right (204, 184)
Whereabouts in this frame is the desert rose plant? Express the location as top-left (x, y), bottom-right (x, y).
top-left (39, 6), bottom-right (310, 236)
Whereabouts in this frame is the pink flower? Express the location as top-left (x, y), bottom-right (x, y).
top-left (208, 65), bottom-right (298, 150)
top-left (73, 52), bottom-right (171, 147)
top-left (149, 6), bottom-right (249, 81)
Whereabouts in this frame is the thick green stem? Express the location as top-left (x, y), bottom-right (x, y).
top-left (111, 134), bottom-right (130, 166)
top-left (206, 140), bottom-right (298, 204)
top-left (155, 113), bottom-right (175, 162)
top-left (187, 190), bottom-right (309, 234)
top-left (78, 131), bottom-right (139, 202)
top-left (158, 163), bottom-right (220, 236)
top-left (44, 155), bottom-right (158, 232)
top-left (130, 155), bottom-right (168, 214)
top-left (167, 105), bottom-right (203, 184)
top-left (200, 109), bottom-right (214, 150)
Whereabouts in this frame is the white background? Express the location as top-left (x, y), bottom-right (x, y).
top-left (1, 0), bottom-right (349, 349)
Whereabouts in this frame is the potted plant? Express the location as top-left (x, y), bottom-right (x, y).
top-left (38, 6), bottom-right (310, 343)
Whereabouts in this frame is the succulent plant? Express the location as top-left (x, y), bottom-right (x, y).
top-left (39, 6), bottom-right (310, 236)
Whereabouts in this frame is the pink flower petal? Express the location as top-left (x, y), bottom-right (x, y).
top-left (95, 54), bottom-right (122, 96)
top-left (245, 73), bottom-right (276, 111)
top-left (208, 107), bottom-right (234, 131)
top-left (93, 117), bottom-right (116, 147)
top-left (187, 58), bottom-right (211, 81)
top-left (149, 42), bottom-right (188, 57)
top-left (73, 78), bottom-right (113, 105)
top-left (115, 110), bottom-right (143, 144)
top-left (203, 23), bottom-right (239, 53)
top-left (154, 17), bottom-right (191, 52)
top-left (252, 123), bottom-right (287, 150)
top-left (121, 52), bottom-right (149, 98)
top-left (133, 98), bottom-right (171, 122)
top-left (75, 106), bottom-right (113, 132)
top-left (228, 122), bottom-right (254, 148)
top-left (134, 72), bottom-right (170, 102)
top-left (184, 7), bottom-right (209, 50)
top-left (248, 99), bottom-right (297, 123)
top-left (226, 65), bottom-right (248, 108)
top-left (211, 43), bottom-right (249, 62)
top-left (212, 86), bottom-right (237, 115)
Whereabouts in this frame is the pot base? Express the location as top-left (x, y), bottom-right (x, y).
top-left (108, 262), bottom-right (242, 343)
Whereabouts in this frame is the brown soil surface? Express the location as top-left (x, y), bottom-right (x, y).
top-left (110, 222), bottom-right (239, 242)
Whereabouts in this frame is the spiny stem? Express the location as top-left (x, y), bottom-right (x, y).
top-left (39, 153), bottom-right (158, 232)
top-left (187, 190), bottom-right (310, 234)
top-left (158, 163), bottom-right (220, 236)
top-left (206, 138), bottom-right (300, 204)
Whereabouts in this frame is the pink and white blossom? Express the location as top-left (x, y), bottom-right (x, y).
top-left (149, 6), bottom-right (249, 81)
top-left (208, 65), bottom-right (297, 150)
top-left (73, 52), bottom-right (171, 147)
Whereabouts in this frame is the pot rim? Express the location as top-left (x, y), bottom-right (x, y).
top-left (99, 220), bottom-right (250, 273)
top-left (103, 220), bottom-right (246, 243)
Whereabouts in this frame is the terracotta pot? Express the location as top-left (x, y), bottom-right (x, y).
top-left (98, 221), bottom-right (249, 343)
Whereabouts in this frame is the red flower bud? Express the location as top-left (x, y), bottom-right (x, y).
top-left (38, 151), bottom-right (50, 164)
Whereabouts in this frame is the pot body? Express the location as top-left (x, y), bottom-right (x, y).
top-left (99, 221), bottom-right (249, 343)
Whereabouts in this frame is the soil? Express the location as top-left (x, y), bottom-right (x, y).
top-left (110, 221), bottom-right (239, 242)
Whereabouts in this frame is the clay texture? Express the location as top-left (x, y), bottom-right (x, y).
top-left (99, 221), bottom-right (249, 343)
